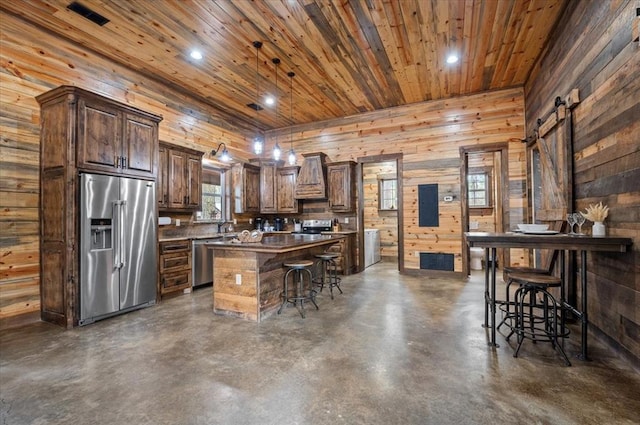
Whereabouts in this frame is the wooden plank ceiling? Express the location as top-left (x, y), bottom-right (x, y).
top-left (1, 0), bottom-right (567, 133)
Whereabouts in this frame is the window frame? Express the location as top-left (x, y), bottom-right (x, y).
top-left (467, 167), bottom-right (493, 212)
top-left (377, 174), bottom-right (398, 211)
top-left (196, 166), bottom-right (228, 222)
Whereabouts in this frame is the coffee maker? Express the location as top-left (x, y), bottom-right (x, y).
top-left (254, 217), bottom-right (263, 231)
top-left (274, 217), bottom-right (284, 231)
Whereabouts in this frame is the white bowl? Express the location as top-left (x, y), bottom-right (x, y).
top-left (517, 224), bottom-right (549, 232)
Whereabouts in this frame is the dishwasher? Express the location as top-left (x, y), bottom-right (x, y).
top-left (192, 238), bottom-right (219, 288)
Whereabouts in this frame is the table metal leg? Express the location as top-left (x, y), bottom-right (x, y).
top-left (578, 250), bottom-right (589, 361)
top-left (490, 248), bottom-right (498, 347)
top-left (483, 248), bottom-right (490, 329)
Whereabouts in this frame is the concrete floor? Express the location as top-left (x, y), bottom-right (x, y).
top-left (1, 261), bottom-right (639, 425)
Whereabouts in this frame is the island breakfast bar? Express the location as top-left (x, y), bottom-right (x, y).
top-left (206, 234), bottom-right (343, 322)
top-left (465, 232), bottom-right (633, 361)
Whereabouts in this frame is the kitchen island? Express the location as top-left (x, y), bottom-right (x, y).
top-left (206, 234), bottom-right (343, 321)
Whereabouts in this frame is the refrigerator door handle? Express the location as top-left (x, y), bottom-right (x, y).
top-left (119, 200), bottom-right (127, 268)
top-left (112, 201), bottom-right (120, 269)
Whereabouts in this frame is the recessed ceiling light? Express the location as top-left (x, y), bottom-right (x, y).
top-left (190, 50), bottom-right (203, 60)
top-left (446, 54), bottom-right (459, 64)
top-left (264, 96), bottom-right (275, 106)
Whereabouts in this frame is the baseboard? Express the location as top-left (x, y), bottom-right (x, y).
top-left (401, 268), bottom-right (464, 279)
top-left (0, 311), bottom-right (40, 331)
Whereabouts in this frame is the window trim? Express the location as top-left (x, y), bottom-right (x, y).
top-left (378, 174), bottom-right (398, 211)
top-left (195, 166), bottom-right (227, 223)
top-left (467, 167), bottom-right (493, 210)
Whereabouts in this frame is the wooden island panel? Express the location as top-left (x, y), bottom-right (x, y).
top-left (209, 235), bottom-right (342, 321)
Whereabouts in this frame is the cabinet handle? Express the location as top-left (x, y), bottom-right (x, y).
top-left (122, 156), bottom-right (127, 168)
top-left (116, 156), bottom-right (121, 168)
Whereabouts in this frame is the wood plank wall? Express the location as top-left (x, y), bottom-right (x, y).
top-left (0, 14), bottom-right (254, 328)
top-left (524, 0), bottom-right (640, 359)
top-left (363, 161), bottom-right (398, 259)
top-left (266, 88), bottom-right (528, 272)
top-left (0, 11), bottom-right (528, 327)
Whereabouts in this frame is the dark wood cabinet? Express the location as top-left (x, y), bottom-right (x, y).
top-left (325, 233), bottom-right (356, 275)
top-left (159, 142), bottom-right (203, 211)
top-left (327, 161), bottom-right (356, 212)
top-left (158, 144), bottom-right (169, 208)
top-left (36, 86), bottom-right (162, 328)
top-left (276, 166), bottom-right (301, 213)
top-left (295, 152), bottom-right (327, 199)
top-left (260, 160), bottom-right (279, 214)
top-left (159, 239), bottom-right (192, 296)
top-left (232, 162), bottom-right (260, 214)
top-left (77, 96), bottom-right (157, 178)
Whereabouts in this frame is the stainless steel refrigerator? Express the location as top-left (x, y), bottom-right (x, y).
top-left (79, 173), bottom-right (157, 325)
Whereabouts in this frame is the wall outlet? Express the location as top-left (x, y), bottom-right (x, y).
top-left (444, 195), bottom-right (453, 202)
top-left (233, 218), bottom-right (237, 225)
top-left (249, 218), bottom-right (253, 225)
top-left (345, 217), bottom-right (349, 224)
top-left (284, 218), bottom-right (288, 224)
top-left (176, 219), bottom-right (181, 227)
top-left (235, 274), bottom-right (242, 285)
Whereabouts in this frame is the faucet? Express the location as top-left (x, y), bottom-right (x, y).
top-left (217, 221), bottom-right (229, 234)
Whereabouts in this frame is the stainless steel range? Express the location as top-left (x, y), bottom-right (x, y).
top-left (301, 219), bottom-right (332, 234)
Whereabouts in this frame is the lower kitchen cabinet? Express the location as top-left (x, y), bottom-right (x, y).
top-left (325, 233), bottom-right (356, 275)
top-left (159, 239), bottom-right (192, 296)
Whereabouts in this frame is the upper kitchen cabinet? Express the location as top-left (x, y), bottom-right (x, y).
top-left (74, 90), bottom-right (160, 179)
top-left (276, 166), bottom-right (301, 213)
top-left (295, 152), bottom-right (328, 199)
top-left (327, 161), bottom-right (356, 212)
top-left (257, 159), bottom-right (282, 214)
top-left (231, 162), bottom-right (260, 214)
top-left (159, 142), bottom-right (203, 211)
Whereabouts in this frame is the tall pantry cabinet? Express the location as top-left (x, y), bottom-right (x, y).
top-left (37, 86), bottom-right (162, 328)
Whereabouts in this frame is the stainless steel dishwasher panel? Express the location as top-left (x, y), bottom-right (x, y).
top-left (192, 239), bottom-right (215, 287)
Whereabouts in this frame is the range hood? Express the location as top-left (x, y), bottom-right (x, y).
top-left (294, 152), bottom-right (328, 199)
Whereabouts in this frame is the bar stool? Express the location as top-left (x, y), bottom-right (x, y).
top-left (278, 260), bottom-right (318, 318)
top-left (497, 266), bottom-right (551, 331)
top-left (312, 253), bottom-right (342, 299)
top-left (509, 272), bottom-right (571, 366)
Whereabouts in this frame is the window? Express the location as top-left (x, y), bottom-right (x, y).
top-left (378, 177), bottom-right (397, 210)
top-left (468, 172), bottom-right (491, 208)
top-left (199, 168), bottom-right (225, 221)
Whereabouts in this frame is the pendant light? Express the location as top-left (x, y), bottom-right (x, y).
top-left (272, 57), bottom-right (281, 161)
top-left (251, 41), bottom-right (264, 155)
top-left (287, 71), bottom-right (296, 165)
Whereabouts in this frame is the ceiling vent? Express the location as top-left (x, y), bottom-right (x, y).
top-left (246, 103), bottom-right (263, 111)
top-left (67, 2), bottom-right (110, 26)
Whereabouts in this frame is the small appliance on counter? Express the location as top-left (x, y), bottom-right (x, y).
top-left (301, 219), bottom-right (332, 234)
top-left (254, 217), bottom-right (264, 231)
top-left (274, 217), bottom-right (284, 231)
top-left (293, 219), bottom-right (302, 233)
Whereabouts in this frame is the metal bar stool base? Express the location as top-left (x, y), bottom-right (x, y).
top-left (312, 253), bottom-right (342, 300)
top-left (278, 260), bottom-right (317, 318)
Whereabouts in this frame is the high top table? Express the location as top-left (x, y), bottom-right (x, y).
top-left (464, 232), bottom-right (632, 360)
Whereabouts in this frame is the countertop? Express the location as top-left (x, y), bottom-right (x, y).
top-left (206, 233), bottom-right (344, 253)
top-left (159, 233), bottom-right (236, 243)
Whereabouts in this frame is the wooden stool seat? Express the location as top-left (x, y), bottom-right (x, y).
top-left (504, 266), bottom-right (550, 275)
top-left (284, 260), bottom-right (314, 269)
top-left (508, 272), bottom-right (562, 287)
top-left (315, 253), bottom-right (339, 260)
